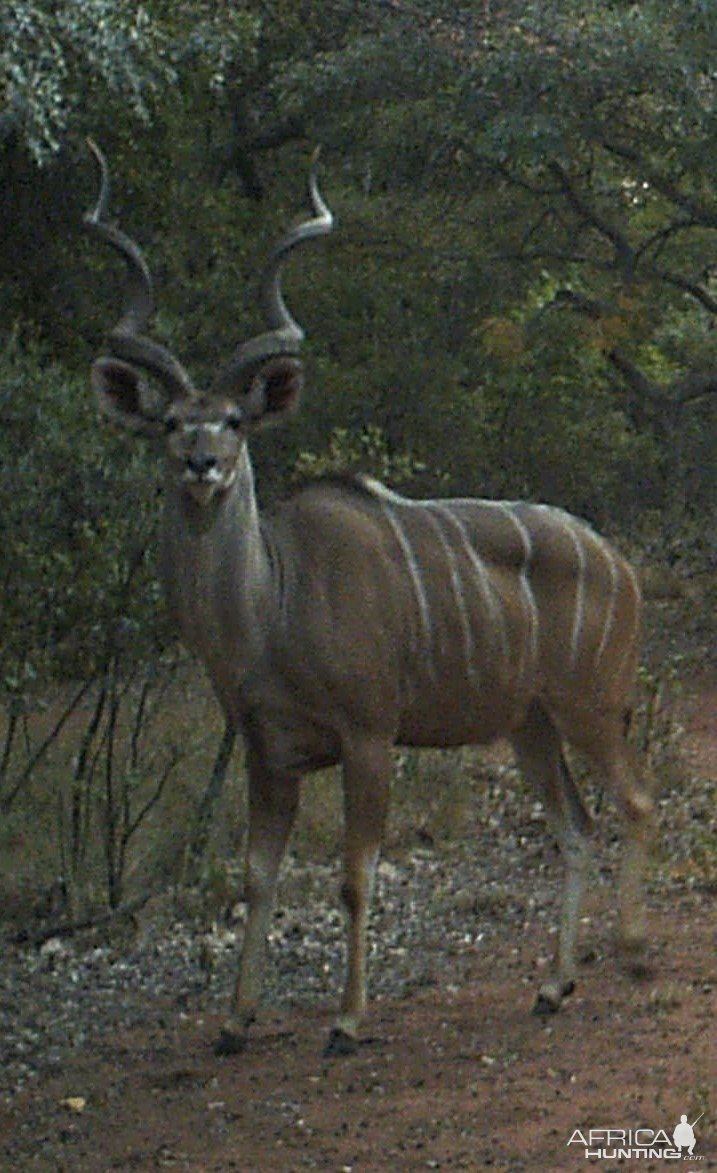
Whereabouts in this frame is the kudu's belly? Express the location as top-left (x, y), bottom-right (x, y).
top-left (395, 659), bottom-right (534, 748)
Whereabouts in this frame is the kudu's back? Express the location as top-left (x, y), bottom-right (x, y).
top-left (262, 474), bottom-right (641, 759)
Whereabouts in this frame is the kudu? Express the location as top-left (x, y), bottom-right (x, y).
top-left (85, 143), bottom-right (654, 1056)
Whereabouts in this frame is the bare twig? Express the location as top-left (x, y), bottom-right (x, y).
top-left (549, 161), bottom-right (635, 276)
top-left (186, 722), bottom-right (237, 879)
top-left (600, 135), bottom-right (717, 228)
top-left (0, 678), bottom-right (96, 815)
top-left (10, 893), bottom-right (152, 949)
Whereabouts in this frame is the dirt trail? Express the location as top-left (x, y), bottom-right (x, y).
top-left (0, 686), bottom-right (714, 1172)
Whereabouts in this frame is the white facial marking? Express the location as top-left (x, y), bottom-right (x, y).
top-left (182, 465), bottom-right (224, 485)
top-left (182, 421), bottom-right (227, 436)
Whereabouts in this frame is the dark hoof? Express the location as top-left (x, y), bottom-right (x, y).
top-left (324, 1027), bottom-right (359, 1057)
top-left (532, 992), bottom-right (560, 1016)
top-left (579, 947), bottom-right (598, 966)
top-left (532, 979), bottom-right (574, 1016)
top-left (623, 956), bottom-right (654, 981)
top-left (213, 1028), bottom-right (247, 1056)
top-left (618, 936), bottom-right (652, 980)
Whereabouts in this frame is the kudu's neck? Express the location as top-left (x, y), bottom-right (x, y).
top-left (161, 446), bottom-right (276, 689)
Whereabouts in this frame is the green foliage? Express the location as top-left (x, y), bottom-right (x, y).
top-left (0, 336), bottom-right (164, 692)
top-left (294, 423), bottom-right (424, 484)
top-left (2, 2), bottom-right (167, 163)
top-left (0, 0), bottom-right (259, 163)
top-left (0, 0), bottom-right (714, 696)
top-left (0, 0), bottom-right (714, 929)
top-left (470, 297), bottom-right (666, 519)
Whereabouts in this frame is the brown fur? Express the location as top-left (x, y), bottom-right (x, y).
top-left (86, 150), bottom-right (654, 1055)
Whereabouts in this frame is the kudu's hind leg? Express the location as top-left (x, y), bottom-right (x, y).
top-left (510, 702), bottom-right (593, 1013)
top-left (216, 759), bottom-right (300, 1055)
top-left (326, 737), bottom-right (391, 1056)
top-left (588, 725), bottom-right (654, 973)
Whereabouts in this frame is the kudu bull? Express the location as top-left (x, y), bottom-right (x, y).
top-left (85, 143), bottom-right (654, 1056)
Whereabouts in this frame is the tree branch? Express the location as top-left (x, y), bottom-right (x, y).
top-left (605, 348), bottom-right (668, 409)
top-left (635, 218), bottom-right (699, 265)
top-left (0, 96), bottom-right (25, 148)
top-left (600, 136), bottom-right (717, 229)
top-left (644, 266), bottom-right (717, 317)
top-left (669, 370), bottom-right (717, 406)
top-left (12, 893), bottom-right (151, 948)
top-left (608, 344), bottom-right (716, 419)
top-left (548, 161), bottom-right (635, 276)
top-left (547, 291), bottom-right (717, 431)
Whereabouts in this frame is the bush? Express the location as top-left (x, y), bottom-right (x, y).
top-left (0, 336), bottom-right (166, 694)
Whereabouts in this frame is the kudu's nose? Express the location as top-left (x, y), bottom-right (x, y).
top-left (187, 453), bottom-right (218, 477)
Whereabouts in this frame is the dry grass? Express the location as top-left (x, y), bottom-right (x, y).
top-left (0, 613), bottom-right (712, 933)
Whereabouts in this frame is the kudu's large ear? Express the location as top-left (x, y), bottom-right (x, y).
top-left (91, 357), bottom-right (165, 437)
top-left (241, 357), bottom-right (304, 428)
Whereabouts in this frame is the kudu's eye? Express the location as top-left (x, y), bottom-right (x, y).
top-left (225, 411), bottom-right (243, 432)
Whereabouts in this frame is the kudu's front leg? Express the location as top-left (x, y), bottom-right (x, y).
top-left (326, 737), bottom-right (392, 1056)
top-left (215, 760), bottom-right (300, 1055)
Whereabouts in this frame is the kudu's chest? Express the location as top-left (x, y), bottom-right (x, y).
top-left (159, 509), bottom-right (268, 698)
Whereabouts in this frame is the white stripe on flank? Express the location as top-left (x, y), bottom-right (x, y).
top-left (563, 520), bottom-right (586, 670)
top-left (613, 556), bottom-right (641, 685)
top-left (423, 506), bottom-right (478, 685)
top-left (498, 504), bottom-right (539, 681)
top-left (592, 532), bottom-right (620, 667)
top-left (379, 501), bottom-right (436, 677)
top-left (429, 502), bottom-right (511, 668)
top-left (533, 505), bottom-right (586, 669)
top-left (534, 505), bottom-right (628, 675)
